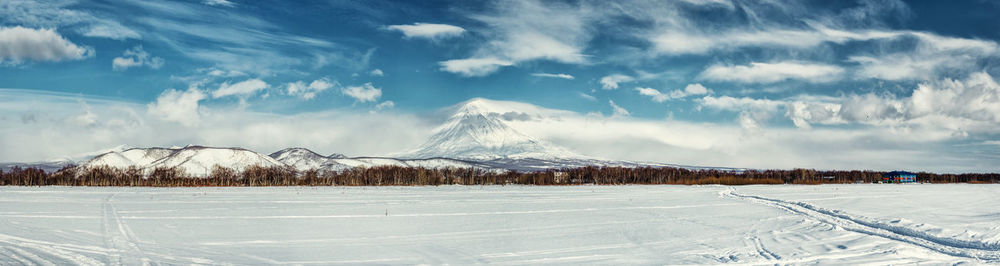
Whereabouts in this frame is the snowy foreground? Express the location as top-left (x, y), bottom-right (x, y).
top-left (0, 185), bottom-right (997, 265)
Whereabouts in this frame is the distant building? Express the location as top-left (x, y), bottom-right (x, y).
top-left (882, 171), bottom-right (916, 183)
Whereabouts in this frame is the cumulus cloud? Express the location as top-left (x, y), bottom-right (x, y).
top-left (636, 84), bottom-right (710, 102)
top-left (212, 78), bottom-right (268, 98)
top-left (439, 58), bottom-right (514, 77)
top-left (386, 23), bottom-right (465, 40)
top-left (0, 26), bottom-right (91, 64)
top-left (148, 87), bottom-right (205, 127)
top-left (608, 100), bottom-right (630, 117)
top-left (287, 78), bottom-right (337, 100)
top-left (635, 87), bottom-right (669, 102)
top-left (699, 61), bottom-right (845, 84)
top-left (370, 69), bottom-right (384, 77)
top-left (531, 73), bottom-right (574, 79)
top-left (699, 72), bottom-right (1000, 136)
top-left (112, 45), bottom-right (164, 71)
top-left (342, 82), bottom-right (382, 103)
top-left (599, 74), bottom-right (634, 90)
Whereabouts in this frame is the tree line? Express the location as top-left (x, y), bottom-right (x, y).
top-left (0, 165), bottom-right (997, 187)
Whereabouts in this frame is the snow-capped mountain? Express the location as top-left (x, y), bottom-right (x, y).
top-left (82, 146), bottom-right (285, 176)
top-left (269, 147), bottom-right (496, 172)
top-left (147, 146), bottom-right (285, 176)
top-left (397, 98), bottom-right (731, 172)
top-left (269, 148), bottom-right (338, 171)
top-left (404, 98), bottom-right (582, 160)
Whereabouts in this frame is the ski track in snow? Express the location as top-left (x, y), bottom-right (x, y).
top-left (724, 188), bottom-right (1000, 262)
top-left (101, 193), bottom-right (154, 265)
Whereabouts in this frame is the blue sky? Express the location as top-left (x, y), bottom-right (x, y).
top-left (2, 0), bottom-right (1000, 172)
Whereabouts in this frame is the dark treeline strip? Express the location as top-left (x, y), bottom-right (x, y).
top-left (0, 165), bottom-right (997, 187)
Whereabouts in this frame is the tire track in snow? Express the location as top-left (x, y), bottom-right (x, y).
top-left (723, 188), bottom-right (1000, 262)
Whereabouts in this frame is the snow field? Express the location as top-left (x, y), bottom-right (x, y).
top-left (0, 184), bottom-right (996, 264)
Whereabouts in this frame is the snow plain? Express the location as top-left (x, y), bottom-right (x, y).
top-left (0, 184), bottom-right (996, 265)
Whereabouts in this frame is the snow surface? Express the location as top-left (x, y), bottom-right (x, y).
top-left (0, 184), bottom-right (996, 265)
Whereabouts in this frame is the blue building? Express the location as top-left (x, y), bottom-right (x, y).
top-left (883, 171), bottom-right (917, 183)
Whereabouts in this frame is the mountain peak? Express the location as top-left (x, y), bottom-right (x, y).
top-left (404, 99), bottom-right (582, 160)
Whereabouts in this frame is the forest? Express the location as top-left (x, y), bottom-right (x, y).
top-left (0, 165), bottom-right (997, 187)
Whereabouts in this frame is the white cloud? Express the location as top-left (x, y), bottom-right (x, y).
top-left (439, 58), bottom-right (514, 77)
top-left (1, 1), bottom-right (140, 40)
top-left (0, 89), bottom-right (431, 164)
top-left (699, 95), bottom-right (784, 113)
top-left (123, 1), bottom-right (367, 76)
top-left (287, 78), bottom-right (337, 100)
top-left (112, 45), bottom-right (164, 71)
top-left (737, 111), bottom-right (762, 135)
top-left (599, 74), bottom-right (634, 90)
top-left (370, 69), bottom-right (384, 77)
top-left (909, 72), bottom-right (1000, 123)
top-left (148, 87), bottom-right (205, 127)
top-left (850, 33), bottom-right (999, 81)
top-left (212, 78), bottom-right (268, 98)
top-left (205, 68), bottom-right (246, 78)
top-left (203, 0), bottom-right (236, 7)
top-left (635, 87), bottom-right (669, 103)
top-left (79, 22), bottom-right (141, 40)
top-left (699, 61), bottom-right (845, 84)
top-left (698, 72), bottom-right (1000, 136)
top-left (608, 100), bottom-right (630, 117)
top-left (531, 73), bottom-right (574, 80)
top-left (636, 84), bottom-right (710, 103)
top-left (578, 92), bottom-right (597, 101)
top-left (785, 101), bottom-right (845, 129)
top-left (647, 22), bottom-right (906, 56)
top-left (342, 83), bottom-right (382, 103)
top-left (375, 101), bottom-right (395, 110)
top-left (0, 26), bottom-right (91, 64)
top-left (386, 23), bottom-right (465, 40)
top-left (440, 0), bottom-right (593, 77)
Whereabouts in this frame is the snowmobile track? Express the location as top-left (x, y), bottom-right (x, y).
top-left (723, 189), bottom-right (1000, 262)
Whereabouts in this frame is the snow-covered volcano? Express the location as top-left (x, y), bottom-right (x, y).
top-left (404, 98), bottom-right (582, 160)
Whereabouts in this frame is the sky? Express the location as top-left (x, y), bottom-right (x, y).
top-left (1, 0), bottom-right (1000, 172)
